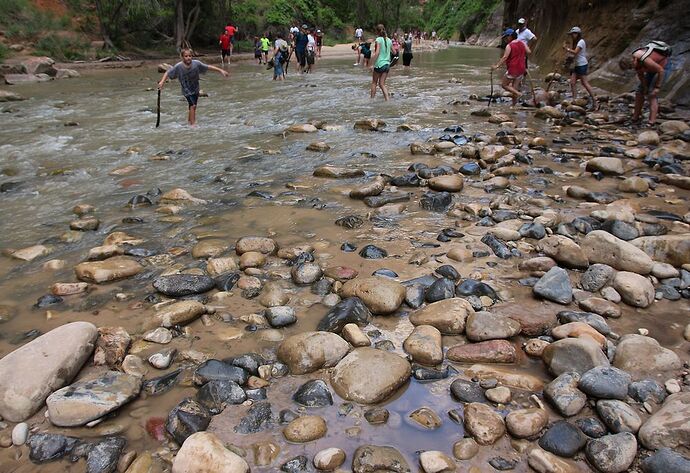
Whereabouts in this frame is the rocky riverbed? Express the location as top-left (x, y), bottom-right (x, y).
top-left (0, 49), bottom-right (690, 473)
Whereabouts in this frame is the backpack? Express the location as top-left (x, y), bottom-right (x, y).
top-left (637, 40), bottom-right (672, 62)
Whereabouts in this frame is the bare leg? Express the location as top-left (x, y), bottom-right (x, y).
top-left (633, 91), bottom-right (644, 122)
top-left (379, 72), bottom-right (389, 101)
top-left (649, 94), bottom-right (659, 124)
top-left (188, 105), bottom-right (196, 126)
top-left (580, 76), bottom-right (596, 104)
top-left (371, 71), bottom-right (380, 98)
top-left (570, 73), bottom-right (578, 99)
top-left (501, 76), bottom-right (520, 104)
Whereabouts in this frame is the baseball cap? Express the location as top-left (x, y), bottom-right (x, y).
top-left (568, 26), bottom-right (582, 34)
top-left (503, 28), bottom-right (515, 37)
top-left (518, 18), bottom-right (526, 24)
top-left (301, 24), bottom-right (308, 29)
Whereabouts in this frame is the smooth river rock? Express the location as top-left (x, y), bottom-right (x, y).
top-left (75, 256), bottom-right (143, 283)
top-left (585, 432), bottom-right (637, 473)
top-left (581, 230), bottom-right (654, 275)
top-left (172, 431), bottom-right (249, 473)
top-left (464, 402), bottom-right (506, 445)
top-left (352, 445), bottom-right (410, 473)
top-left (542, 337), bottom-right (609, 376)
top-left (611, 271), bottom-right (655, 307)
top-left (154, 301), bottom-right (206, 327)
top-left (447, 339), bottom-right (516, 363)
top-left (46, 371), bottom-right (142, 426)
top-left (408, 298), bottom-right (474, 334)
top-left (0, 321), bottom-right (98, 422)
top-left (613, 334), bottom-right (681, 375)
top-left (403, 325), bottom-right (443, 365)
top-left (638, 392), bottom-right (690, 450)
top-left (277, 331), bottom-right (350, 375)
top-left (341, 277), bottom-right (406, 315)
top-left (465, 311), bottom-right (521, 342)
top-left (331, 347), bottom-right (411, 404)
top-left (283, 415), bottom-right (327, 443)
top-left (632, 234), bottom-right (690, 267)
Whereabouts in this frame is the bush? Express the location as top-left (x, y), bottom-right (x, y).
top-left (35, 35), bottom-right (90, 60)
top-left (0, 43), bottom-right (7, 62)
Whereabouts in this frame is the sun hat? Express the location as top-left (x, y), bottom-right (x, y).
top-left (568, 26), bottom-right (582, 34)
top-left (503, 28), bottom-right (515, 37)
top-left (518, 18), bottom-right (526, 24)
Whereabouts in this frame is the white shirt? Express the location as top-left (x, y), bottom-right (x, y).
top-left (290, 26), bottom-right (299, 34)
top-left (574, 38), bottom-right (588, 66)
top-left (307, 34), bottom-right (316, 51)
top-left (355, 28), bottom-right (363, 38)
top-left (517, 27), bottom-right (535, 44)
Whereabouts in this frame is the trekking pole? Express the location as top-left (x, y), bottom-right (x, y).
top-left (525, 70), bottom-right (539, 107)
top-left (155, 89), bottom-right (161, 128)
top-left (488, 68), bottom-right (494, 107)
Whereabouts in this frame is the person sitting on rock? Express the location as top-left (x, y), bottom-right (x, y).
top-left (493, 28), bottom-right (530, 106)
top-left (619, 41), bottom-right (672, 126)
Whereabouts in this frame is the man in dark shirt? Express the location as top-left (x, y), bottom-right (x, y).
top-left (294, 24), bottom-right (309, 73)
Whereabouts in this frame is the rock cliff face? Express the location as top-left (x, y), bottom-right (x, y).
top-left (472, 0), bottom-right (690, 104)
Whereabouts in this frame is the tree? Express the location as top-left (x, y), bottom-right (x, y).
top-left (94, 0), bottom-right (161, 49)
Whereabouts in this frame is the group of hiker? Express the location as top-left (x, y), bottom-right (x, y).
top-left (159, 19), bottom-right (673, 127)
top-left (494, 17), bottom-right (672, 126)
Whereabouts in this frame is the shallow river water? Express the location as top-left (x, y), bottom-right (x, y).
top-left (0, 45), bottom-right (688, 472)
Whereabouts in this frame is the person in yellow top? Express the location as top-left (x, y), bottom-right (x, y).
top-left (260, 34), bottom-right (271, 65)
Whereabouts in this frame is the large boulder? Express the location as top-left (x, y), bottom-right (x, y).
top-left (632, 235), bottom-right (690, 267)
top-left (172, 432), bottom-right (249, 473)
top-left (585, 157), bottom-right (625, 175)
top-left (341, 277), bottom-right (406, 315)
top-left (409, 298), bottom-right (474, 334)
top-left (538, 236), bottom-right (589, 269)
top-left (0, 322), bottom-right (98, 422)
top-left (613, 334), bottom-right (681, 375)
top-left (74, 256), bottom-right (143, 283)
top-left (277, 332), bottom-right (350, 374)
top-left (21, 56), bottom-right (57, 76)
top-left (581, 231), bottom-right (653, 275)
top-left (612, 272), bottom-right (655, 308)
top-left (46, 371), bottom-right (141, 427)
top-left (331, 347), bottom-right (411, 404)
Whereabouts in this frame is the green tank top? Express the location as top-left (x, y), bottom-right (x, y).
top-left (374, 37), bottom-right (392, 69)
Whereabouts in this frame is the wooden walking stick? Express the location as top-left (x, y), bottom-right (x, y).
top-left (525, 69), bottom-right (539, 107)
top-left (155, 89), bottom-right (161, 128)
top-left (488, 68), bottom-right (494, 106)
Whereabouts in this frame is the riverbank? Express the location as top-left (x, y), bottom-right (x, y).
top-left (0, 46), bottom-right (689, 473)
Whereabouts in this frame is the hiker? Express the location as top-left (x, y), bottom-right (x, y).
top-left (315, 29), bottom-right (324, 57)
top-left (563, 26), bottom-right (596, 107)
top-left (224, 23), bottom-right (237, 55)
top-left (254, 36), bottom-right (262, 64)
top-left (516, 18), bottom-right (536, 47)
top-left (219, 30), bottom-right (231, 66)
top-left (273, 33), bottom-right (289, 81)
top-left (371, 24), bottom-right (392, 101)
top-left (402, 34), bottom-right (413, 67)
top-left (260, 33), bottom-right (271, 65)
top-left (619, 41), bottom-right (672, 126)
top-left (493, 28), bottom-right (530, 106)
top-left (294, 24), bottom-right (309, 72)
top-left (306, 29), bottom-right (317, 73)
top-left (355, 26), bottom-right (363, 43)
top-left (158, 48), bottom-right (229, 126)
top-left (360, 39), bottom-right (372, 67)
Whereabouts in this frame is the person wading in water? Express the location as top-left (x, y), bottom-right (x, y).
top-left (158, 49), bottom-right (229, 126)
top-left (619, 41), bottom-right (672, 126)
top-left (493, 28), bottom-right (530, 107)
top-left (563, 26), bottom-right (597, 109)
top-left (370, 24), bottom-right (392, 101)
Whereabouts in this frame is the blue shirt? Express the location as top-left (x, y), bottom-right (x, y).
top-left (168, 60), bottom-right (208, 97)
top-left (295, 32), bottom-right (308, 51)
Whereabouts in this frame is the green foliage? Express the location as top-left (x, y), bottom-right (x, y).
top-left (35, 34), bottom-right (90, 60)
top-left (423, 0), bottom-right (501, 39)
top-left (0, 43), bottom-right (7, 62)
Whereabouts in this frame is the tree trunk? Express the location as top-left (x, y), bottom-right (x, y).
top-left (94, 0), bottom-right (117, 49)
top-left (175, 0), bottom-right (185, 51)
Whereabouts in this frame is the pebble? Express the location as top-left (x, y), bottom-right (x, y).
top-left (11, 422), bottom-right (28, 446)
top-left (453, 438), bottom-right (479, 460)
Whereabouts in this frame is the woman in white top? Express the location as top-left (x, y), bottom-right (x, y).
top-left (563, 26), bottom-right (596, 107)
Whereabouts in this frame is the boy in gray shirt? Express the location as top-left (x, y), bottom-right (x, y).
top-left (158, 48), bottom-right (228, 126)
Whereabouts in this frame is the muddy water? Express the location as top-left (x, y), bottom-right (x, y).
top-left (0, 46), bottom-right (689, 472)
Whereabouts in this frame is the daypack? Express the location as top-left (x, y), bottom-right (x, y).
top-left (637, 40), bottom-right (672, 62)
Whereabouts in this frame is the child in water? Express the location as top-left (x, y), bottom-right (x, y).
top-left (158, 48), bottom-right (229, 126)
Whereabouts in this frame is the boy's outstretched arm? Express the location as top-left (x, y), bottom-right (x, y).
top-left (207, 65), bottom-right (229, 77)
top-left (158, 70), bottom-right (170, 89)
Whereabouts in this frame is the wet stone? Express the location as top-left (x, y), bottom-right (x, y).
top-left (166, 398), bottom-right (211, 445)
top-left (152, 274), bottom-right (215, 297)
top-left (317, 297), bottom-right (372, 333)
top-left (292, 379), bottom-right (333, 407)
top-left (450, 378), bottom-right (487, 403)
top-left (575, 417), bottom-right (608, 438)
top-left (601, 220), bottom-right (639, 241)
top-left (519, 222), bottom-right (546, 239)
top-left (585, 432), bottom-right (637, 473)
top-left (245, 387), bottom-right (267, 401)
top-left (215, 272), bottom-right (240, 291)
top-left (194, 360), bottom-right (248, 386)
top-left (228, 353), bottom-right (264, 376)
top-left (628, 379), bottom-right (667, 404)
top-left (359, 245), bottom-right (387, 259)
top-left (405, 285), bottom-right (426, 309)
top-left (235, 401), bottom-right (274, 434)
top-left (28, 432), bottom-right (80, 464)
top-left (596, 399), bottom-right (642, 434)
top-left (409, 406), bottom-right (442, 429)
top-left (311, 278), bottom-right (332, 295)
top-left (196, 380), bottom-right (246, 414)
top-left (578, 366), bottom-right (631, 400)
top-left (642, 448), bottom-right (690, 473)
top-left (544, 372), bottom-right (587, 417)
top-left (420, 191), bottom-right (453, 212)
top-left (280, 455), bottom-right (312, 472)
top-left (352, 445), bottom-right (410, 473)
top-left (533, 267), bottom-right (573, 305)
top-left (481, 234), bottom-right (512, 259)
top-left (364, 407), bottom-right (390, 424)
top-left (489, 457), bottom-right (518, 470)
top-left (336, 215), bottom-right (364, 229)
top-left (424, 277), bottom-right (456, 303)
top-left (142, 369), bottom-right (182, 396)
top-left (264, 306), bottom-right (297, 328)
top-left (538, 421), bottom-right (587, 457)
top-left (557, 310), bottom-right (611, 336)
top-left (456, 279), bottom-right (498, 300)
top-left (291, 262), bottom-right (323, 285)
top-left (35, 294), bottom-right (63, 308)
top-left (86, 436), bottom-right (126, 473)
